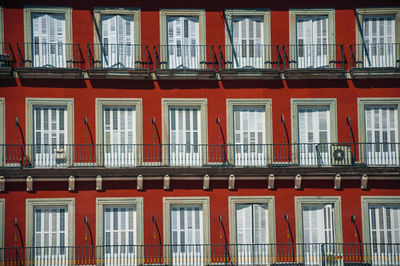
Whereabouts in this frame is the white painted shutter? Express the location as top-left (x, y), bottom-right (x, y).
top-left (365, 106), bottom-right (398, 165)
top-left (167, 16), bottom-right (199, 68)
top-left (171, 206), bottom-right (202, 247)
top-left (169, 107), bottom-right (201, 166)
top-left (32, 13), bottom-right (66, 67)
top-left (234, 107), bottom-right (265, 146)
top-left (303, 204), bottom-right (334, 244)
top-left (369, 206), bottom-right (400, 245)
top-left (297, 16), bottom-right (327, 68)
top-left (34, 207), bottom-right (68, 262)
top-left (362, 16), bottom-right (395, 67)
top-left (236, 204), bottom-right (253, 244)
top-left (101, 15), bottom-right (117, 68)
top-left (104, 207), bottom-right (136, 248)
top-left (34, 107), bottom-right (67, 147)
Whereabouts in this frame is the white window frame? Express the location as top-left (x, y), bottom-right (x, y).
top-left (288, 9), bottom-right (335, 69)
top-left (291, 99), bottom-right (337, 165)
top-left (228, 196), bottom-right (276, 244)
top-left (161, 98), bottom-right (208, 166)
top-left (357, 98), bottom-right (400, 165)
top-left (295, 196), bottom-right (343, 244)
top-left (95, 98), bottom-right (143, 167)
top-left (163, 197), bottom-right (210, 247)
top-left (23, 6), bottom-right (72, 68)
top-left (92, 7), bottom-right (141, 68)
top-left (223, 9), bottom-right (270, 69)
top-left (361, 196), bottom-right (400, 244)
top-left (355, 8), bottom-right (400, 46)
top-left (96, 197), bottom-right (144, 248)
top-left (26, 198), bottom-right (75, 250)
top-left (226, 99), bottom-right (272, 166)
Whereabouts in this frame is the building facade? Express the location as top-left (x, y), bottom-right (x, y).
top-left (0, 0), bottom-right (399, 264)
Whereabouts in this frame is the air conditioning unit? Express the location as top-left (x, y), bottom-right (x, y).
top-left (331, 144), bottom-right (353, 166)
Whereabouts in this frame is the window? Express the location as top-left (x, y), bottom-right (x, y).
top-left (289, 9), bottom-right (335, 68)
top-left (163, 197), bottom-right (210, 265)
top-left (23, 7), bottom-right (72, 68)
top-left (162, 99), bottom-right (207, 166)
top-left (224, 9), bottom-right (270, 69)
top-left (96, 99), bottom-right (143, 167)
top-left (226, 99), bottom-right (272, 166)
top-left (295, 197), bottom-right (342, 265)
top-left (93, 8), bottom-right (141, 69)
top-left (96, 198), bottom-right (144, 264)
top-left (357, 98), bottom-right (400, 166)
top-left (362, 197), bottom-right (400, 265)
top-left (355, 8), bottom-right (400, 68)
top-left (26, 198), bottom-right (75, 265)
top-left (229, 197), bottom-right (275, 265)
top-left (291, 99), bottom-right (337, 166)
top-left (26, 98), bottom-right (74, 168)
top-left (160, 9), bottom-right (206, 69)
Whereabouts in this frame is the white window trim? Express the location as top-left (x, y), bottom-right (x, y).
top-left (25, 98), bottom-right (74, 166)
top-left (96, 197), bottom-right (144, 247)
top-left (289, 9), bottom-right (335, 46)
top-left (159, 9), bottom-right (206, 46)
top-left (355, 8), bottom-right (400, 45)
top-left (161, 98), bottom-right (208, 165)
top-left (95, 98), bottom-right (143, 166)
top-left (294, 196), bottom-right (343, 244)
top-left (291, 98), bottom-right (338, 144)
top-left (0, 199), bottom-right (4, 249)
top-left (23, 6), bottom-right (72, 67)
top-left (0, 98), bottom-right (4, 167)
top-left (163, 197), bottom-right (210, 246)
top-left (228, 196), bottom-right (276, 245)
top-left (224, 9), bottom-right (270, 47)
top-left (361, 196), bottom-right (400, 244)
top-left (92, 7), bottom-right (141, 65)
top-left (26, 198), bottom-right (75, 248)
top-left (357, 98), bottom-right (400, 143)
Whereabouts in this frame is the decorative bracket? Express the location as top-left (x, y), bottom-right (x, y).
top-left (137, 175), bottom-right (143, 191)
top-left (26, 176), bottom-right (33, 192)
top-left (228, 174), bottom-right (235, 190)
top-left (294, 174), bottom-right (302, 190)
top-left (203, 174), bottom-right (210, 190)
top-left (96, 175), bottom-right (102, 191)
top-left (163, 175), bottom-right (170, 190)
top-left (334, 174), bottom-right (341, 190)
top-left (268, 174), bottom-right (275, 190)
top-left (361, 174), bottom-right (368, 190)
top-left (68, 176), bottom-right (75, 191)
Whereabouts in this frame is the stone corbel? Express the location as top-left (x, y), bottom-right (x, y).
top-left (68, 176), bottom-right (75, 191)
top-left (203, 174), bottom-right (210, 190)
top-left (361, 174), bottom-right (368, 190)
top-left (96, 175), bottom-right (102, 191)
top-left (334, 174), bottom-right (341, 190)
top-left (137, 175), bottom-right (143, 191)
top-left (228, 174), bottom-right (235, 190)
top-left (294, 174), bottom-right (302, 190)
top-left (268, 174), bottom-right (275, 190)
top-left (27, 176), bottom-right (33, 192)
top-left (163, 175), bottom-right (170, 190)
top-left (0, 176), bottom-right (5, 192)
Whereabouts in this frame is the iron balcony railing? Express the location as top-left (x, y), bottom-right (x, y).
top-left (154, 45), bottom-right (217, 71)
top-left (350, 43), bottom-right (400, 69)
top-left (283, 44), bottom-right (345, 70)
top-left (0, 42), bottom-right (15, 68)
top-left (17, 42), bottom-right (84, 69)
top-left (1, 143), bottom-right (399, 168)
top-left (88, 44), bottom-right (152, 70)
top-left (0, 243), bottom-right (399, 265)
top-left (219, 44), bottom-right (281, 70)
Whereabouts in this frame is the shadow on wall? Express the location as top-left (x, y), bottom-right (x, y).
top-left (221, 79), bottom-right (284, 89)
top-left (157, 80), bottom-right (219, 90)
top-left (20, 79), bottom-right (87, 88)
top-left (90, 79), bottom-right (155, 89)
top-left (352, 79), bottom-right (400, 88)
top-left (286, 79), bottom-right (349, 89)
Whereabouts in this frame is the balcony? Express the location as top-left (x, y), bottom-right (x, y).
top-left (218, 45), bottom-right (281, 79)
top-left (16, 42), bottom-right (84, 79)
top-left (154, 45), bottom-right (217, 79)
top-left (87, 44), bottom-right (152, 79)
top-left (0, 243), bottom-right (399, 265)
top-left (350, 43), bottom-right (400, 79)
top-left (1, 143), bottom-right (399, 169)
top-left (0, 42), bottom-right (15, 78)
top-left (283, 44), bottom-right (346, 79)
